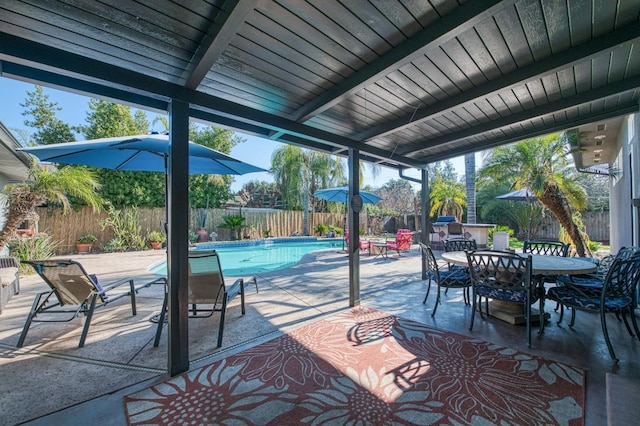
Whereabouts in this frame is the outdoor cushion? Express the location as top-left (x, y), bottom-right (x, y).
top-left (547, 286), bottom-right (632, 312)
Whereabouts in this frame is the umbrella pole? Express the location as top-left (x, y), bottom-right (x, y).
top-left (527, 202), bottom-right (532, 241)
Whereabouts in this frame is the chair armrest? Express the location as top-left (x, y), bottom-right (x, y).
top-left (226, 278), bottom-right (244, 301)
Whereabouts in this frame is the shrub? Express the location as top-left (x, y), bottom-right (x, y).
top-left (488, 226), bottom-right (514, 242)
top-left (77, 234), bottom-right (98, 244)
top-left (100, 205), bottom-right (146, 251)
top-left (315, 223), bottom-right (329, 236)
top-left (9, 233), bottom-right (59, 274)
top-left (146, 230), bottom-right (166, 243)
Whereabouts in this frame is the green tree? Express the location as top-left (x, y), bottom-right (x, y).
top-left (428, 176), bottom-right (466, 220)
top-left (0, 163), bottom-right (103, 253)
top-left (271, 145), bottom-right (344, 235)
top-left (21, 86), bottom-right (77, 145)
top-left (478, 133), bottom-right (590, 256)
top-left (375, 179), bottom-right (416, 226)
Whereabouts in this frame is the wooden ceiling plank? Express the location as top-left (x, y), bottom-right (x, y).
top-left (541, 74), bottom-right (562, 103)
top-left (493, 6), bottom-right (534, 68)
top-left (291, 0), bottom-right (513, 122)
top-left (268, 0), bottom-right (370, 66)
top-left (540, 0), bottom-right (570, 53)
top-left (516, 0), bottom-right (552, 61)
top-left (401, 77), bottom-right (640, 157)
top-left (183, 0), bottom-right (258, 89)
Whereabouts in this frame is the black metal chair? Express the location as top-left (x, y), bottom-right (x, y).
top-left (466, 250), bottom-right (541, 348)
top-left (420, 243), bottom-right (471, 317)
top-left (523, 240), bottom-right (569, 257)
top-left (546, 253), bottom-right (640, 361)
top-left (443, 238), bottom-right (477, 253)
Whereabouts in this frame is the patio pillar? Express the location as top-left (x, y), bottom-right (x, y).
top-left (421, 169), bottom-right (430, 280)
top-left (167, 99), bottom-right (190, 375)
top-left (348, 148), bottom-right (360, 307)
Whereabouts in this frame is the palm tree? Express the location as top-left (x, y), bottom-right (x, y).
top-left (464, 153), bottom-right (476, 223)
top-left (271, 145), bottom-right (344, 235)
top-left (0, 162), bottom-right (104, 253)
top-left (429, 176), bottom-right (466, 221)
top-left (477, 133), bottom-right (590, 256)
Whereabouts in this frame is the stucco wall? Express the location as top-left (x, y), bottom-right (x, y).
top-left (609, 113), bottom-right (639, 253)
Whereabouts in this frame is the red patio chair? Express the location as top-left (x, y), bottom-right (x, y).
top-left (345, 229), bottom-right (370, 253)
top-left (386, 230), bottom-right (414, 256)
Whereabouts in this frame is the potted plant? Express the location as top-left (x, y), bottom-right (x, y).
top-left (219, 215), bottom-right (246, 241)
top-left (146, 231), bottom-right (166, 250)
top-left (76, 234), bottom-right (98, 254)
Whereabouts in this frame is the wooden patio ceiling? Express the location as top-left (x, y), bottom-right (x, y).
top-left (1, 0), bottom-right (638, 171)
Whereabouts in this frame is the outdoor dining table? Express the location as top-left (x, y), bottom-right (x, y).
top-left (440, 251), bottom-right (597, 325)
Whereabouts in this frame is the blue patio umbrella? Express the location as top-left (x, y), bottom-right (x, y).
top-left (19, 133), bottom-right (265, 231)
top-left (313, 186), bottom-right (382, 204)
top-left (18, 133), bottom-right (265, 175)
top-left (314, 186), bottom-right (381, 250)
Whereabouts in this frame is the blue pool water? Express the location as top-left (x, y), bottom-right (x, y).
top-left (149, 237), bottom-right (342, 276)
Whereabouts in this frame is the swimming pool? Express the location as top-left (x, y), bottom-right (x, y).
top-left (149, 237), bottom-right (342, 276)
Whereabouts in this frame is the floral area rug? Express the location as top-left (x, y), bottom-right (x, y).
top-left (125, 308), bottom-right (584, 425)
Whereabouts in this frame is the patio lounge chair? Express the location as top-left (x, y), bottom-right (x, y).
top-left (386, 229), bottom-right (414, 256)
top-left (18, 259), bottom-right (162, 348)
top-left (153, 249), bottom-right (246, 348)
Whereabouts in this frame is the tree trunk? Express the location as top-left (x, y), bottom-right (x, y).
top-left (303, 181), bottom-right (310, 236)
top-left (539, 184), bottom-right (590, 257)
top-left (465, 153), bottom-right (476, 224)
top-left (0, 192), bottom-right (44, 253)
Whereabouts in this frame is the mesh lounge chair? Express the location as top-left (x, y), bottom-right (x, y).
top-left (18, 260), bottom-right (162, 348)
top-left (153, 250), bottom-right (246, 348)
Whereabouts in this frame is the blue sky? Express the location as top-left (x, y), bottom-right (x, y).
top-left (0, 78), bottom-right (464, 191)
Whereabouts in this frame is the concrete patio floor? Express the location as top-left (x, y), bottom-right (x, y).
top-left (0, 245), bottom-right (639, 425)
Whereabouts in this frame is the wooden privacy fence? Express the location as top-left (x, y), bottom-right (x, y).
top-left (35, 206), bottom-right (368, 254)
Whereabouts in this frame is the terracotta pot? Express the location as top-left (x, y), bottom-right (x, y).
top-left (196, 228), bottom-right (209, 243)
top-left (16, 229), bottom-right (34, 237)
top-left (149, 242), bottom-right (162, 250)
top-left (76, 243), bottom-right (92, 254)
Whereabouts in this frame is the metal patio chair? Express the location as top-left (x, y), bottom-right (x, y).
top-left (18, 259), bottom-right (161, 348)
top-left (546, 252), bottom-right (640, 361)
top-left (153, 250), bottom-right (246, 348)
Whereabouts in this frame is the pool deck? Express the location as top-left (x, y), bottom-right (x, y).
top-left (0, 244), bottom-right (638, 425)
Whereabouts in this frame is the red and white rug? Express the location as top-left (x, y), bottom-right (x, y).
top-left (125, 308), bottom-right (584, 425)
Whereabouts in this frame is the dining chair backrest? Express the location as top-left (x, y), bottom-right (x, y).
top-left (602, 253), bottom-right (640, 301)
top-left (444, 238), bottom-right (477, 252)
top-left (187, 250), bottom-right (225, 304)
top-left (466, 250), bottom-right (532, 292)
top-left (420, 242), bottom-right (440, 278)
top-left (25, 260), bottom-right (107, 306)
top-left (523, 240), bottom-right (569, 257)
